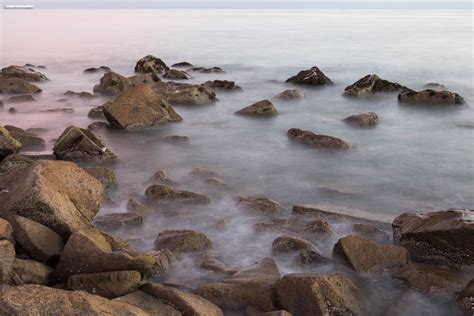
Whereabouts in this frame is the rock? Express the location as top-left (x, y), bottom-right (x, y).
top-left (204, 177), bottom-right (229, 189)
top-left (84, 167), bottom-right (117, 189)
top-left (8, 215), bottom-right (64, 264)
top-left (195, 251), bottom-right (229, 273)
top-left (142, 283), bottom-right (223, 316)
top-left (298, 249), bottom-right (331, 266)
top-left (149, 249), bottom-right (176, 276)
top-left (0, 154), bottom-right (32, 172)
top-left (343, 74), bottom-right (406, 97)
top-left (135, 55), bottom-right (169, 74)
top-left (189, 167), bottom-right (220, 178)
top-left (235, 195), bottom-right (284, 215)
top-left (297, 219), bottom-right (335, 236)
top-left (0, 126), bottom-right (22, 160)
top-left (0, 240), bottom-right (15, 283)
top-left (88, 106), bottom-right (105, 118)
top-left (154, 230), bottom-right (212, 253)
top-left (145, 184), bottom-right (210, 204)
top-left (172, 62), bottom-right (193, 68)
top-left (275, 89), bottom-right (304, 100)
top-left (286, 67), bottom-right (332, 86)
top-left (458, 279), bottom-right (474, 315)
top-left (103, 85), bottom-right (182, 129)
top-left (10, 258), bottom-right (52, 285)
top-left (0, 284), bottom-right (148, 315)
top-left (0, 220), bottom-right (13, 242)
top-left (424, 82), bottom-right (447, 90)
top-left (392, 209), bottom-right (474, 268)
top-left (196, 258), bottom-right (281, 311)
top-left (0, 78), bottom-right (42, 94)
top-left (352, 223), bottom-right (390, 244)
top-left (84, 66), bottom-right (111, 73)
top-left (148, 169), bottom-right (177, 186)
top-left (128, 73), bottom-right (160, 86)
top-left (394, 262), bottom-right (469, 296)
top-left (247, 307), bottom-right (293, 316)
top-left (188, 66), bottom-right (224, 73)
top-left (164, 69), bottom-right (191, 80)
top-left (8, 107), bottom-right (16, 114)
top-left (203, 80), bottom-right (242, 92)
top-left (275, 273), bottom-right (363, 316)
top-left (0, 160), bottom-right (105, 238)
top-left (95, 213), bottom-right (143, 229)
top-left (0, 65), bottom-right (48, 82)
top-left (88, 121), bottom-right (110, 131)
top-left (127, 199), bottom-right (153, 215)
top-left (67, 270), bottom-right (142, 299)
top-left (343, 112), bottom-right (379, 127)
top-left (53, 126), bottom-right (117, 163)
top-left (333, 234), bottom-right (410, 273)
top-left (287, 128), bottom-right (351, 150)
top-left (42, 107), bottom-right (74, 113)
top-left (53, 228), bottom-right (159, 282)
top-left (64, 91), bottom-right (95, 99)
top-left (4, 125), bottom-right (45, 150)
top-left (235, 99), bottom-right (278, 117)
top-left (163, 135), bottom-right (189, 144)
top-left (114, 291), bottom-right (183, 315)
top-left (398, 89), bottom-right (465, 105)
top-left (271, 235), bottom-right (315, 254)
top-left (93, 72), bottom-right (133, 96)
top-left (166, 85), bottom-right (216, 105)
top-left (6, 94), bottom-right (35, 103)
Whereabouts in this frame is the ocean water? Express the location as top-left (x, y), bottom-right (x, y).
top-left (1, 9), bottom-right (472, 314)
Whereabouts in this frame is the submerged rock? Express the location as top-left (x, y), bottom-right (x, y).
top-left (127, 199), bottom-right (154, 216)
top-left (103, 85), bottom-right (182, 129)
top-left (0, 65), bottom-right (48, 82)
top-left (0, 78), bottom-right (42, 95)
top-left (235, 195), bottom-right (285, 215)
top-left (135, 55), bottom-right (169, 74)
top-left (0, 126), bottom-right (22, 160)
top-left (145, 184), bottom-right (210, 204)
top-left (163, 135), bottom-right (189, 144)
top-left (95, 213), bottom-right (143, 229)
top-left (203, 80), bottom-right (242, 92)
top-left (275, 89), bottom-right (305, 100)
top-left (235, 99), bottom-right (278, 117)
top-left (286, 67), bottom-right (332, 86)
top-left (287, 128), bottom-right (351, 150)
top-left (88, 106), bottom-right (105, 118)
top-left (188, 66), bottom-right (224, 73)
top-left (343, 112), bottom-right (379, 127)
top-left (6, 94), bottom-right (36, 103)
top-left (392, 209), bottom-right (474, 268)
top-left (64, 90), bottom-right (95, 99)
top-left (343, 74), bottom-right (406, 97)
top-left (458, 279), bottom-right (474, 315)
top-left (84, 66), bottom-right (111, 73)
top-left (398, 89), bottom-right (465, 106)
top-left (53, 126), bottom-right (117, 163)
top-left (166, 85), bottom-right (216, 105)
top-left (164, 69), bottom-right (191, 80)
top-left (154, 230), bottom-right (212, 253)
top-left (148, 169), bottom-right (177, 186)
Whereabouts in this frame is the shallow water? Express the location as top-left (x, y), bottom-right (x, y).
top-left (1, 9), bottom-right (472, 314)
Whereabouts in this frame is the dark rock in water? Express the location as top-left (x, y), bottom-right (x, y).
top-left (352, 223), bottom-right (390, 244)
top-left (188, 66), bottom-right (224, 73)
top-left (271, 235), bottom-right (315, 254)
top-left (67, 270), bottom-right (141, 299)
top-left (0, 78), bottom-right (42, 95)
top-left (6, 94), bottom-right (36, 103)
top-left (148, 169), bottom-right (177, 186)
top-left (84, 66), bottom-right (111, 73)
top-left (235, 99), bottom-right (278, 117)
top-left (42, 107), bottom-right (74, 113)
top-left (0, 240), bottom-right (16, 284)
top-left (145, 184), bottom-right (210, 204)
top-left (0, 154), bottom-right (32, 172)
top-left (204, 177), bottom-right (229, 189)
top-left (392, 209), bottom-right (474, 268)
top-left (172, 61), bottom-right (194, 68)
top-left (10, 258), bottom-right (52, 286)
top-left (135, 55), bottom-right (169, 74)
top-left (0, 160), bottom-right (105, 239)
top-left (84, 167), bottom-right (117, 189)
top-left (102, 85), bottom-right (182, 129)
top-left (166, 85), bottom-right (216, 105)
top-left (53, 126), bottom-right (117, 163)
top-left (276, 273), bottom-right (364, 316)
top-left (299, 249), bottom-right (331, 266)
top-left (424, 82), bottom-right (447, 90)
top-left (287, 128), bottom-right (351, 150)
top-left (164, 69), bottom-right (191, 80)
top-left (393, 262), bottom-right (469, 296)
top-left (64, 90), bottom-right (95, 99)
top-left (286, 67), bottom-right (332, 86)
top-left (458, 279), bottom-right (474, 315)
top-left (333, 234), bottom-right (410, 273)
top-left (0, 126), bottom-right (22, 160)
top-left (343, 74), bottom-right (406, 97)
top-left (93, 72), bottom-right (132, 96)
top-left (196, 258), bottom-right (281, 312)
top-left (87, 121), bottom-right (109, 131)
top-left (127, 199), bottom-right (153, 216)
top-left (154, 230), bottom-right (212, 253)
top-left (163, 135), bottom-right (189, 144)
top-left (0, 65), bottom-right (49, 82)
top-left (203, 80), bottom-right (242, 91)
top-left (95, 213), bottom-right (143, 229)
top-left (343, 112), bottom-right (379, 127)
top-left (398, 89), bottom-right (465, 106)
top-left (128, 73), bottom-right (160, 86)
top-left (8, 107), bottom-right (17, 113)
top-left (297, 219), bottom-right (335, 236)
top-left (275, 89), bottom-right (304, 100)
top-left (189, 167), bottom-right (220, 179)
top-left (4, 125), bottom-right (45, 150)
top-left (0, 100), bottom-right (3, 107)
top-left (87, 105), bottom-right (104, 119)
top-left (235, 195), bottom-right (285, 215)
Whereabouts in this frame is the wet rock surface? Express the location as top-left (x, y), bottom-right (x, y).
top-left (135, 55), bottom-right (169, 74)
top-left (146, 184), bottom-right (210, 204)
top-left (93, 71), bottom-right (133, 96)
top-left (344, 74), bottom-right (406, 97)
top-left (164, 69), bottom-right (191, 80)
top-left (287, 128), bottom-right (351, 150)
top-left (235, 195), bottom-right (285, 215)
top-left (84, 167), bottom-right (117, 189)
top-left (0, 78), bottom-right (42, 95)
top-left (275, 89), bottom-right (304, 100)
top-left (4, 125), bottom-right (45, 151)
top-left (235, 99), bottom-right (278, 117)
top-left (203, 80), bottom-right (242, 91)
top-left (0, 65), bottom-right (49, 82)
top-left (154, 230), bottom-right (212, 253)
top-left (286, 67), bottom-right (332, 86)
top-left (95, 213), bottom-right (143, 229)
top-left (398, 89), bottom-right (465, 105)
top-left (343, 112), bottom-right (379, 127)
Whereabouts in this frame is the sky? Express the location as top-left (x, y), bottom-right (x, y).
top-left (1, 0), bottom-right (472, 9)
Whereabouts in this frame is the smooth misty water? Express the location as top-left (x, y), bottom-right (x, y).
top-left (1, 9), bottom-right (472, 314)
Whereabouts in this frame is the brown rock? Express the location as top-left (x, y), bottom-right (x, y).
top-left (271, 235), bottom-right (315, 254)
top-left (392, 209), bottom-right (474, 268)
top-left (235, 100), bottom-right (278, 117)
top-left (172, 62), bottom-right (193, 68)
top-left (297, 219), bottom-right (335, 236)
top-left (163, 135), bottom-right (189, 144)
top-left (135, 55), bottom-right (169, 74)
top-left (333, 234), bottom-right (410, 273)
top-left (398, 89), bottom-right (464, 105)
top-left (93, 72), bottom-right (133, 96)
top-left (145, 184), bottom-right (210, 204)
top-left (275, 89), bottom-right (304, 100)
top-left (4, 125), bottom-right (45, 150)
top-left (84, 66), bottom-right (111, 73)
top-left (88, 121), bottom-right (110, 131)
top-left (164, 69), bottom-right (191, 80)
top-left (204, 177), bottom-right (229, 189)
top-left (127, 199), bottom-right (154, 216)
top-left (1, 65), bottom-right (48, 82)
top-left (0, 240), bottom-right (15, 284)
top-left (84, 167), bottom-right (117, 189)
top-left (0, 78), bottom-right (42, 94)
top-left (95, 213), bottom-right (143, 229)
top-left (235, 195), bottom-right (284, 215)
top-left (88, 105), bottom-right (105, 118)
top-left (0, 126), bottom-right (22, 160)
top-left (203, 80), bottom-right (242, 92)
top-left (189, 167), bottom-right (220, 178)
top-left (64, 90), bottom-right (95, 99)
top-left (0, 220), bottom-right (13, 242)
top-left (298, 249), bottom-right (331, 266)
top-left (188, 66), bottom-right (224, 73)
top-left (343, 74), bottom-right (406, 97)
top-left (166, 85), bottom-right (216, 105)
top-left (286, 67), bottom-right (332, 86)
top-left (343, 112), bottom-right (379, 127)
top-left (10, 258), bottom-right (52, 285)
top-left (288, 128), bottom-right (351, 150)
top-left (6, 94), bottom-right (36, 103)
top-left (154, 230), bottom-right (212, 253)
top-left (458, 279), bottom-right (474, 315)
top-left (0, 154), bottom-right (32, 173)
top-left (114, 291), bottom-right (183, 315)
top-left (128, 73), bottom-right (160, 86)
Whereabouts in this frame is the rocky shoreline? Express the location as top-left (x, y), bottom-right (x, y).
top-left (0, 58), bottom-right (472, 315)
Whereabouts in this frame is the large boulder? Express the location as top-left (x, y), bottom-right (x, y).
top-left (333, 234), bottom-right (410, 273)
top-left (0, 127), bottom-right (21, 160)
top-left (0, 65), bottom-right (48, 82)
top-left (235, 100), bottom-right (278, 117)
top-left (343, 112), bottom-right (379, 127)
top-left (135, 55), bottom-right (169, 74)
top-left (114, 291), bottom-right (183, 315)
top-left (103, 85), bottom-right (182, 130)
top-left (10, 258), bottom-right (52, 285)
top-left (142, 283), bottom-right (223, 316)
top-left (0, 160), bottom-right (105, 238)
top-left (286, 67), bottom-right (332, 86)
top-left (4, 125), bottom-right (45, 150)
top-left (343, 74), bottom-right (406, 97)
top-left (196, 258), bottom-right (281, 312)
top-left (0, 78), bottom-right (42, 95)
top-left (275, 273), bottom-right (363, 316)
top-left (0, 284), bottom-right (148, 315)
top-left (0, 240), bottom-right (15, 284)
top-left (287, 128), bottom-right (351, 150)
top-left (93, 72), bottom-right (133, 96)
top-left (145, 184), bottom-right (210, 204)
top-left (154, 230), bottom-right (212, 253)
top-left (398, 89), bottom-right (465, 106)
top-left (53, 126), bottom-right (117, 163)
top-left (392, 209), bottom-right (474, 268)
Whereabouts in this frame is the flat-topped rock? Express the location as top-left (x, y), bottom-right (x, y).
top-left (64, 90), bottom-right (95, 99)
top-left (287, 128), bottom-right (351, 150)
top-left (166, 85), bottom-right (216, 105)
top-left (172, 62), bottom-right (193, 68)
top-left (203, 80), bottom-right (242, 91)
top-left (146, 184), bottom-right (210, 204)
top-left (272, 235), bottom-right (315, 254)
top-left (343, 112), bottom-right (379, 127)
top-left (84, 66), bottom-right (111, 73)
top-left (286, 67), bottom-right (332, 86)
top-left (235, 99), bottom-right (278, 117)
top-left (95, 213), bottom-right (143, 229)
top-left (154, 230), bottom-right (212, 253)
top-left (0, 78), bottom-right (42, 95)
top-left (235, 195), bottom-right (285, 215)
top-left (135, 55), bottom-right (169, 74)
top-left (1, 65), bottom-right (48, 82)
top-left (6, 94), bottom-right (36, 103)
top-left (344, 74), bottom-right (406, 97)
top-left (398, 89), bottom-right (465, 106)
